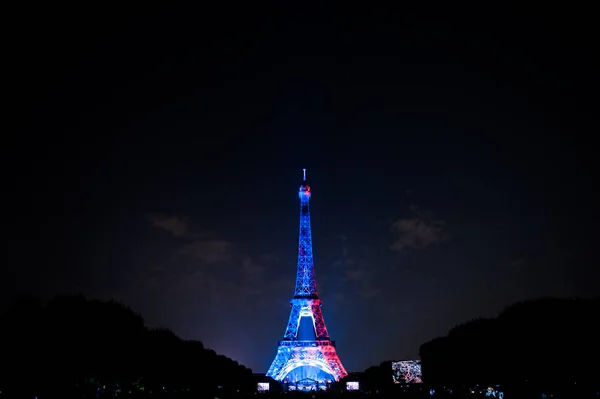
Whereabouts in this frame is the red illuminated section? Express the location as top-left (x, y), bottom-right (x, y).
top-left (299, 184), bottom-right (311, 200)
top-left (299, 168), bottom-right (311, 198)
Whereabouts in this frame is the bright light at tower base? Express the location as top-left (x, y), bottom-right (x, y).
top-left (282, 365), bottom-right (334, 387)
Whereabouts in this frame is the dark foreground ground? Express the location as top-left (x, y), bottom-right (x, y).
top-left (6, 387), bottom-right (591, 399)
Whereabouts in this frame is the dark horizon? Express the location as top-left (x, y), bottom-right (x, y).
top-left (3, 4), bottom-right (599, 373)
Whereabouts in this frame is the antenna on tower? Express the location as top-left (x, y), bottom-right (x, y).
top-left (303, 168), bottom-right (307, 182)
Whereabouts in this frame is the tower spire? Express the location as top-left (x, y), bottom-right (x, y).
top-left (303, 168), bottom-right (307, 183)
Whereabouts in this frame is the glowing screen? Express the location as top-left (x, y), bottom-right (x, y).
top-left (257, 382), bottom-right (270, 392)
top-left (392, 360), bottom-right (423, 384)
top-left (346, 381), bottom-right (359, 391)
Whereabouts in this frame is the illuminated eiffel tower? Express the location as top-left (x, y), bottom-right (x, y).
top-left (266, 169), bottom-right (347, 390)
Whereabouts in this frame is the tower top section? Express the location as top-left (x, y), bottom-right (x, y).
top-left (298, 168), bottom-right (311, 201)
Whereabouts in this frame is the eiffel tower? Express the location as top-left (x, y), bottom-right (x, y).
top-left (266, 169), bottom-right (347, 390)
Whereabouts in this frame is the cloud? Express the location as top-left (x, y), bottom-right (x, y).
top-left (358, 286), bottom-right (382, 299)
top-left (329, 239), bottom-right (381, 300)
top-left (390, 206), bottom-right (446, 252)
top-left (332, 257), bottom-right (355, 268)
top-left (196, 254), bottom-right (276, 305)
top-left (261, 253), bottom-right (279, 262)
top-left (241, 256), bottom-right (266, 277)
top-left (134, 252), bottom-right (272, 310)
top-left (180, 239), bottom-right (233, 264)
top-left (147, 213), bottom-right (234, 264)
top-left (345, 268), bottom-right (367, 281)
top-left (148, 213), bottom-right (191, 237)
top-left (344, 266), bottom-right (382, 299)
top-left (140, 213), bottom-right (289, 311)
top-left (151, 215), bottom-right (271, 294)
top-left (505, 257), bottom-right (528, 270)
top-left (148, 213), bottom-right (216, 240)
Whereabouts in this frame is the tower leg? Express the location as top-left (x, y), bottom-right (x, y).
top-left (266, 347), bottom-right (293, 380)
top-left (283, 302), bottom-right (302, 340)
top-left (310, 301), bottom-right (330, 340)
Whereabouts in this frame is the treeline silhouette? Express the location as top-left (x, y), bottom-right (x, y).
top-left (420, 297), bottom-right (600, 393)
top-left (0, 295), bottom-right (254, 398)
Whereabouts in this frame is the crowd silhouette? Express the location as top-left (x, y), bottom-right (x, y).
top-left (0, 295), bottom-right (598, 398)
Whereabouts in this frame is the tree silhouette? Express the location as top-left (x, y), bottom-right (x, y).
top-left (419, 296), bottom-right (600, 393)
top-left (0, 294), bottom-right (254, 398)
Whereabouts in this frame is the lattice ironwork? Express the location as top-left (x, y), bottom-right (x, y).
top-left (266, 170), bottom-right (347, 384)
top-left (282, 299), bottom-right (330, 341)
top-left (294, 177), bottom-right (317, 298)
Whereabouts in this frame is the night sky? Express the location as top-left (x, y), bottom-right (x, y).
top-left (3, 5), bottom-right (599, 373)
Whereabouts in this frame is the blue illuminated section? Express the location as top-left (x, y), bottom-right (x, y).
top-left (294, 170), bottom-right (316, 298)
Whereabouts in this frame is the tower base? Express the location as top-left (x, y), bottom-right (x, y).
top-left (266, 340), bottom-right (347, 389)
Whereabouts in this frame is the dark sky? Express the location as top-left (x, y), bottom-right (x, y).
top-left (3, 5), bottom-right (599, 373)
